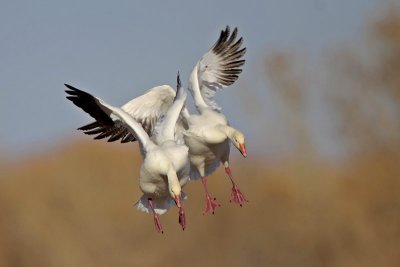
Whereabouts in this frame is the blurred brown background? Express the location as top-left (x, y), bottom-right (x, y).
top-left (1, 4), bottom-right (400, 267)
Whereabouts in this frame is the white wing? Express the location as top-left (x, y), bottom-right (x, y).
top-left (122, 85), bottom-right (176, 134)
top-left (65, 84), bottom-right (155, 150)
top-left (188, 26), bottom-right (246, 112)
top-left (76, 85), bottom-right (176, 143)
top-left (152, 73), bottom-right (188, 144)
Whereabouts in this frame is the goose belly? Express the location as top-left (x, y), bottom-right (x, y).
top-left (164, 145), bottom-right (190, 187)
top-left (139, 150), bottom-right (170, 196)
top-left (185, 135), bottom-right (228, 166)
top-left (139, 165), bottom-right (168, 197)
top-left (139, 146), bottom-right (189, 195)
top-left (163, 145), bottom-right (189, 172)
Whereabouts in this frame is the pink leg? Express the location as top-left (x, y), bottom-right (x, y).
top-left (225, 167), bottom-right (248, 206)
top-left (178, 207), bottom-right (186, 230)
top-left (201, 176), bottom-right (220, 214)
top-left (148, 198), bottom-right (163, 234)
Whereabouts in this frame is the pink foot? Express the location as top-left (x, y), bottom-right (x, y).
top-left (201, 176), bottom-right (221, 214)
top-left (152, 213), bottom-right (164, 234)
top-left (204, 196), bottom-right (221, 214)
top-left (230, 184), bottom-right (248, 207)
top-left (224, 167), bottom-right (248, 207)
top-left (148, 198), bottom-right (163, 234)
top-left (178, 207), bottom-right (186, 230)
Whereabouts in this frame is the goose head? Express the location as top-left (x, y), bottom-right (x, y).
top-left (167, 170), bottom-right (183, 208)
top-left (228, 129), bottom-right (247, 158)
top-left (170, 185), bottom-right (182, 208)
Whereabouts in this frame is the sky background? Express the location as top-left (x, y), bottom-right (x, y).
top-left (0, 0), bottom-right (388, 159)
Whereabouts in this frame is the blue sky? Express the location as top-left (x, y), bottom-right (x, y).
top-left (0, 0), bottom-right (386, 158)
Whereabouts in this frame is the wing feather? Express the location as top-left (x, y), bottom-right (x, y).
top-left (76, 85), bottom-right (176, 143)
top-left (190, 26), bottom-right (246, 111)
top-left (65, 84), bottom-right (153, 149)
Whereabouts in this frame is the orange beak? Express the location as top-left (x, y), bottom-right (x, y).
top-left (174, 194), bottom-right (181, 208)
top-left (239, 143), bottom-right (247, 158)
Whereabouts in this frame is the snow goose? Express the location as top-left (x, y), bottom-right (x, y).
top-left (68, 26), bottom-right (248, 215)
top-left (65, 73), bottom-right (189, 233)
top-left (184, 26), bottom-right (248, 214)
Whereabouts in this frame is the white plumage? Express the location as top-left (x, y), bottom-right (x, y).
top-left (183, 26), bottom-right (248, 213)
top-left (65, 74), bottom-right (189, 233)
top-left (66, 25), bottom-right (248, 230)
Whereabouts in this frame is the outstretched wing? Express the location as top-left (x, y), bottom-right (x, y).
top-left (73, 85), bottom-right (176, 143)
top-left (65, 84), bottom-right (153, 150)
top-left (189, 26), bottom-right (246, 111)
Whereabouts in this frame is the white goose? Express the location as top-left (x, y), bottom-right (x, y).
top-left (65, 73), bottom-right (189, 233)
top-left (184, 26), bottom-right (248, 214)
top-left (72, 26), bottom-right (247, 215)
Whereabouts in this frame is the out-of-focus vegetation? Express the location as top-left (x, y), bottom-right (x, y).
top-left (1, 142), bottom-right (399, 267)
top-left (264, 6), bottom-right (400, 159)
top-left (1, 6), bottom-right (400, 267)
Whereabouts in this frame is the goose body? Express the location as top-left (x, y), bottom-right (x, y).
top-left (139, 141), bottom-right (189, 201)
top-left (65, 74), bottom-right (189, 232)
top-left (183, 111), bottom-right (229, 178)
top-left (184, 26), bottom-right (248, 213)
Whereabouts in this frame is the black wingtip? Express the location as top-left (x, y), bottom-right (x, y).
top-left (176, 71), bottom-right (181, 90)
top-left (64, 83), bottom-right (75, 90)
top-left (212, 25), bottom-right (244, 55)
top-left (64, 84), bottom-right (81, 97)
top-left (64, 84), bottom-right (91, 97)
top-left (66, 96), bottom-right (75, 102)
top-left (225, 25), bottom-right (230, 34)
